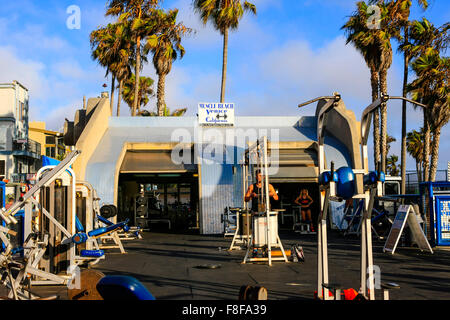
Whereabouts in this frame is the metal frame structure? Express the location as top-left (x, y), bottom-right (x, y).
top-left (0, 151), bottom-right (81, 294)
top-left (299, 93), bottom-right (376, 300)
top-left (299, 92), bottom-right (428, 300)
top-left (241, 136), bottom-right (288, 266)
top-left (76, 181), bottom-right (126, 254)
top-left (228, 164), bottom-right (253, 251)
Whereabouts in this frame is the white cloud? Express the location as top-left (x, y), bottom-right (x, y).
top-left (257, 36), bottom-right (371, 103)
top-left (0, 46), bottom-right (50, 100)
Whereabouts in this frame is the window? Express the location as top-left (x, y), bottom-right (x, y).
top-left (45, 147), bottom-right (56, 158)
top-left (385, 182), bottom-right (400, 195)
top-left (0, 160), bottom-right (5, 176)
top-left (45, 136), bottom-right (56, 145)
top-left (18, 102), bottom-right (23, 122)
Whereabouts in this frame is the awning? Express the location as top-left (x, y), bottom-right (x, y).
top-left (269, 148), bottom-right (318, 183)
top-left (119, 150), bottom-right (197, 173)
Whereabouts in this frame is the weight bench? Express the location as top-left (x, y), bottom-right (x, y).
top-left (73, 216), bottom-right (129, 259)
top-left (97, 215), bottom-right (142, 241)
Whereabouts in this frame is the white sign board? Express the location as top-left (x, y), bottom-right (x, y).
top-left (198, 103), bottom-right (235, 126)
top-left (383, 204), bottom-right (433, 254)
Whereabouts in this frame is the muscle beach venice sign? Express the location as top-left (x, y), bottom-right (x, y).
top-left (198, 103), bottom-right (235, 126)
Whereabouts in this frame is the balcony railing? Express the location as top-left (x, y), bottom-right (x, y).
top-left (12, 139), bottom-right (41, 157)
top-left (10, 173), bottom-right (28, 184)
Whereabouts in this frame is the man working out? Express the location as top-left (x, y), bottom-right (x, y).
top-left (245, 170), bottom-right (278, 212)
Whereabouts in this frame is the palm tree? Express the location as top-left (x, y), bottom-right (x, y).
top-left (193, 0), bottom-right (256, 103)
top-left (386, 155), bottom-right (400, 176)
top-left (406, 128), bottom-right (424, 182)
top-left (406, 19), bottom-right (449, 181)
top-left (106, 0), bottom-right (160, 116)
top-left (372, 1), bottom-right (402, 174)
top-left (90, 23), bottom-right (122, 114)
top-left (380, 0), bottom-right (428, 194)
top-left (408, 52), bottom-right (449, 182)
top-left (344, 1), bottom-right (404, 173)
top-left (342, 1), bottom-right (384, 167)
top-left (122, 74), bottom-right (155, 115)
top-left (145, 9), bottom-right (191, 116)
top-left (139, 107), bottom-right (187, 116)
top-left (110, 20), bottom-right (135, 116)
top-left (386, 134), bottom-right (396, 157)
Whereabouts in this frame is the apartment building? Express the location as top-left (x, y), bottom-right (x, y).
top-left (0, 81), bottom-right (41, 184)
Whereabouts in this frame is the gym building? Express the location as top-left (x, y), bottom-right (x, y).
top-left (67, 95), bottom-right (360, 235)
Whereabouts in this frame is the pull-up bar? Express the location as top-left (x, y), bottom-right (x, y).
top-left (361, 94), bottom-right (427, 145)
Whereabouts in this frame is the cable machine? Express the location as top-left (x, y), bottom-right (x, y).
top-left (241, 136), bottom-right (288, 266)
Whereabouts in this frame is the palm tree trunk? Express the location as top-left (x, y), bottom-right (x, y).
top-left (415, 161), bottom-right (420, 187)
top-left (423, 109), bottom-right (431, 182)
top-left (370, 69), bottom-right (381, 168)
top-left (117, 79), bottom-right (123, 117)
top-left (110, 75), bottom-right (116, 115)
top-left (429, 127), bottom-right (441, 182)
top-left (379, 69), bottom-right (388, 173)
top-left (400, 40), bottom-right (409, 195)
top-left (157, 73), bottom-right (166, 116)
top-left (133, 36), bottom-right (141, 117)
top-left (220, 28), bottom-right (229, 103)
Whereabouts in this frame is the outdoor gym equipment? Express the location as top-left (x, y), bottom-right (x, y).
top-left (75, 181), bottom-right (127, 254)
top-left (299, 93), bottom-right (386, 300)
top-left (241, 136), bottom-right (289, 266)
top-left (222, 207), bottom-right (239, 237)
top-left (1, 151), bottom-right (81, 286)
top-left (228, 155), bottom-right (254, 251)
top-left (342, 201), bottom-right (393, 240)
top-left (298, 92), bottom-right (428, 300)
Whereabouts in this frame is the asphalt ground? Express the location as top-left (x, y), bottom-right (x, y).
top-left (5, 228), bottom-right (449, 301)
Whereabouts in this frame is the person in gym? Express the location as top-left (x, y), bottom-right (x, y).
top-left (245, 170), bottom-right (278, 212)
top-left (294, 189), bottom-right (314, 231)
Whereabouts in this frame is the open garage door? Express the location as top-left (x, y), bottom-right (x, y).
top-left (267, 147), bottom-right (319, 229)
top-left (117, 149), bottom-right (199, 233)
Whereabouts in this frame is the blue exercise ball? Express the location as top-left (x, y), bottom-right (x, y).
top-left (364, 171), bottom-right (386, 185)
top-left (336, 167), bottom-right (355, 200)
top-left (319, 171), bottom-right (339, 185)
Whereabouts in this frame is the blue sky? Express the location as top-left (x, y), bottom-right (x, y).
top-left (0, 0), bottom-right (449, 170)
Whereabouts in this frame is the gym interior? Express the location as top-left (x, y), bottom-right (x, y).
top-left (272, 182), bottom-right (320, 228)
top-left (118, 172), bottom-right (199, 232)
top-left (116, 148), bottom-right (199, 233)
